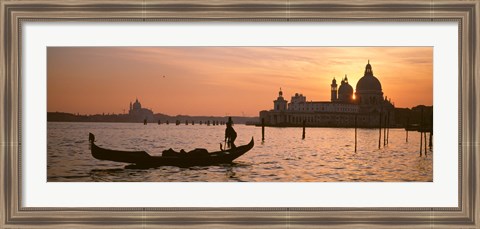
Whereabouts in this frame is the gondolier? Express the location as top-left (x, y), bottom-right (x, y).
top-left (225, 117), bottom-right (237, 148)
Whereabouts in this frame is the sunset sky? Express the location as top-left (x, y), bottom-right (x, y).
top-left (47, 47), bottom-right (432, 116)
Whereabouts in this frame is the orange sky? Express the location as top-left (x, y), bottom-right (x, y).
top-left (47, 47), bottom-right (433, 116)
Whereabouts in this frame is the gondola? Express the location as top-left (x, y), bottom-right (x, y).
top-left (89, 133), bottom-right (254, 168)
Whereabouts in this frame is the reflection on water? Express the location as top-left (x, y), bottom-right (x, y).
top-left (47, 122), bottom-right (432, 182)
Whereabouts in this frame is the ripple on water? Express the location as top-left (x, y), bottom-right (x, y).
top-left (47, 123), bottom-right (433, 182)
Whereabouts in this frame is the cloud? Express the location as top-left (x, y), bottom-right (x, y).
top-left (47, 47), bottom-right (433, 115)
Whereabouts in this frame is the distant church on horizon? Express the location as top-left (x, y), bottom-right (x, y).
top-left (260, 61), bottom-right (395, 127)
top-left (129, 98), bottom-right (154, 122)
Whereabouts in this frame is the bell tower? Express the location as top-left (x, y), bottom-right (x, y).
top-left (331, 77), bottom-right (338, 101)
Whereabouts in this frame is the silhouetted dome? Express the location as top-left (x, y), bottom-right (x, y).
top-left (356, 61), bottom-right (382, 92)
top-left (356, 76), bottom-right (382, 92)
top-left (337, 75), bottom-right (354, 102)
top-left (132, 98), bottom-right (142, 110)
top-left (338, 83), bottom-right (353, 95)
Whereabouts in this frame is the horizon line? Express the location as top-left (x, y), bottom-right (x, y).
top-left (47, 104), bottom-right (434, 117)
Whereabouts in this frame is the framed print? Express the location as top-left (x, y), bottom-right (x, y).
top-left (1, 0), bottom-right (479, 228)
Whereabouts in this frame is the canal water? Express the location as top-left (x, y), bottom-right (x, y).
top-left (47, 122), bottom-right (432, 182)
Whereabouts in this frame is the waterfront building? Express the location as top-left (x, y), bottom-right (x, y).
top-left (260, 61), bottom-right (395, 127)
top-left (129, 98), bottom-right (154, 122)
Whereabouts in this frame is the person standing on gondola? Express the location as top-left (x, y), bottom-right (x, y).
top-left (225, 117), bottom-right (237, 149)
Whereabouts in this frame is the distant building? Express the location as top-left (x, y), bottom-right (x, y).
top-left (260, 61), bottom-right (395, 127)
top-left (129, 98), bottom-right (154, 122)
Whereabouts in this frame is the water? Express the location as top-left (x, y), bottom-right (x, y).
top-left (47, 122), bottom-right (432, 182)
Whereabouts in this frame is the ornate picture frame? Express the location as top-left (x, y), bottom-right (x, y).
top-left (1, 0), bottom-right (478, 227)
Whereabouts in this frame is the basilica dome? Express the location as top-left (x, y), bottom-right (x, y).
top-left (132, 98), bottom-right (142, 110)
top-left (338, 75), bottom-right (354, 102)
top-left (338, 81), bottom-right (353, 95)
top-left (356, 61), bottom-right (382, 92)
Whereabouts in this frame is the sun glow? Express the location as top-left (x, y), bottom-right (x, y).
top-left (47, 47), bottom-right (433, 116)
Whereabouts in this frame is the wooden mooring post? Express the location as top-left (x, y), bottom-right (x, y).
top-left (406, 117), bottom-right (409, 143)
top-left (419, 107), bottom-right (424, 156)
top-left (419, 132), bottom-right (423, 156)
top-left (261, 118), bottom-right (265, 141)
top-left (424, 132), bottom-right (427, 156)
top-left (302, 119), bottom-right (306, 140)
top-left (354, 114), bottom-right (357, 152)
top-left (378, 113), bottom-right (382, 149)
top-left (429, 113), bottom-right (433, 149)
top-left (383, 114), bottom-right (387, 146)
top-left (386, 112), bottom-right (390, 145)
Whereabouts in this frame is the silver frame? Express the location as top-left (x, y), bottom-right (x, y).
top-left (1, 0), bottom-right (479, 228)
